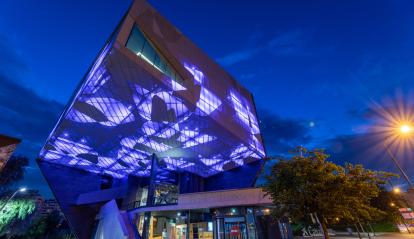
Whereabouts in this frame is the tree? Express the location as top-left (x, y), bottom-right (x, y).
top-left (21, 218), bottom-right (47, 239)
top-left (0, 156), bottom-right (29, 193)
top-left (263, 147), bottom-right (394, 239)
top-left (371, 188), bottom-right (405, 224)
top-left (0, 198), bottom-right (35, 235)
top-left (23, 211), bottom-right (73, 239)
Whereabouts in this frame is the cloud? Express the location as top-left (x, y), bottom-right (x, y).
top-left (0, 36), bottom-right (63, 198)
top-left (326, 133), bottom-right (382, 166)
top-left (0, 75), bottom-right (63, 156)
top-left (266, 30), bottom-right (305, 56)
top-left (0, 35), bottom-right (64, 158)
top-left (258, 109), bottom-right (312, 155)
top-left (257, 106), bottom-right (413, 186)
top-left (217, 49), bottom-right (259, 66)
top-left (0, 35), bottom-right (27, 77)
top-left (325, 132), bottom-right (414, 187)
top-left (217, 30), bottom-right (306, 66)
top-left (332, 98), bottom-right (414, 187)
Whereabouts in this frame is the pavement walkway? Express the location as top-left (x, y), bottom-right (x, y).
top-left (331, 232), bottom-right (414, 238)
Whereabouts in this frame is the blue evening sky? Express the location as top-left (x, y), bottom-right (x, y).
top-left (1, 0), bottom-right (414, 197)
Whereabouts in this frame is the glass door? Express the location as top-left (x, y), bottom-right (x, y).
top-left (224, 221), bottom-right (247, 239)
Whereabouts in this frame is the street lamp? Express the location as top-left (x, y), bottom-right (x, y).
top-left (392, 186), bottom-right (412, 209)
top-left (393, 187), bottom-right (401, 194)
top-left (0, 187), bottom-right (27, 213)
top-left (400, 124), bottom-right (413, 134)
top-left (384, 123), bottom-right (414, 189)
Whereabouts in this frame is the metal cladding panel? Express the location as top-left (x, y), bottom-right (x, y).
top-left (39, 0), bottom-right (265, 179)
top-left (126, 0), bottom-right (263, 149)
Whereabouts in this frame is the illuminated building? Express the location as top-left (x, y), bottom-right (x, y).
top-left (0, 134), bottom-right (21, 171)
top-left (37, 0), bottom-right (292, 238)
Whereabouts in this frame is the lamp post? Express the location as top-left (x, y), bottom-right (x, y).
top-left (384, 143), bottom-right (414, 189)
top-left (384, 124), bottom-right (414, 190)
top-left (392, 186), bottom-right (410, 206)
top-left (391, 187), bottom-right (414, 234)
top-left (0, 187), bottom-right (27, 213)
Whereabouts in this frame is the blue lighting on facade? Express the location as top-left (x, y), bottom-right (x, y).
top-left (184, 63), bottom-right (204, 85)
top-left (196, 87), bottom-right (222, 115)
top-left (39, 21), bottom-right (265, 179)
top-left (35, 3), bottom-right (286, 239)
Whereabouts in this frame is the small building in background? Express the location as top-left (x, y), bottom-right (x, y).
top-left (0, 134), bottom-right (21, 171)
top-left (37, 199), bottom-right (63, 218)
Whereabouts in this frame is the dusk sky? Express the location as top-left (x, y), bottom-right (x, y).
top-left (1, 0), bottom-right (414, 197)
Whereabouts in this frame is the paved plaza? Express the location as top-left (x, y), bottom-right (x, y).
top-left (331, 232), bottom-right (414, 238)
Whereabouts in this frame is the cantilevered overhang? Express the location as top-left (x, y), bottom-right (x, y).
top-left (39, 0), bottom-right (265, 179)
top-left (129, 188), bottom-right (272, 213)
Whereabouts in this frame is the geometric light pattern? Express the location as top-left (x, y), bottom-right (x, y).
top-left (39, 15), bottom-right (265, 179)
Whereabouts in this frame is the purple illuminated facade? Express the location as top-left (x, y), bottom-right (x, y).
top-left (37, 1), bottom-right (291, 238)
top-left (39, 25), bottom-right (264, 178)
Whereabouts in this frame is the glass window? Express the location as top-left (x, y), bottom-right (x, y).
top-left (153, 54), bottom-right (161, 71)
top-left (140, 41), bottom-right (156, 64)
top-left (164, 65), bottom-right (172, 78)
top-left (126, 27), bottom-right (145, 54)
top-left (125, 25), bottom-right (184, 85)
top-left (159, 61), bottom-right (167, 73)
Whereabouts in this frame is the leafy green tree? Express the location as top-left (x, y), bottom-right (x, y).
top-left (23, 211), bottom-right (74, 239)
top-left (42, 210), bottom-right (62, 239)
top-left (263, 147), bottom-right (394, 239)
top-left (371, 188), bottom-right (404, 223)
top-left (48, 219), bottom-right (76, 239)
top-left (0, 156), bottom-right (29, 193)
top-left (22, 218), bottom-right (47, 239)
top-left (13, 211), bottom-right (75, 239)
top-left (0, 198), bottom-right (35, 235)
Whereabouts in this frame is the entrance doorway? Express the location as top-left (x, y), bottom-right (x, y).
top-left (216, 217), bottom-right (248, 239)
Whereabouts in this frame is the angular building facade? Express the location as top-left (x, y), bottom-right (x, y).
top-left (38, 1), bottom-right (292, 238)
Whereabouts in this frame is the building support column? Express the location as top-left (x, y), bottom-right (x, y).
top-left (186, 210), bottom-right (190, 239)
top-left (142, 154), bottom-right (158, 239)
top-left (142, 212), bottom-right (152, 239)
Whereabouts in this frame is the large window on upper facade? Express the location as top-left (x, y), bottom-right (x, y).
top-left (126, 25), bottom-right (183, 84)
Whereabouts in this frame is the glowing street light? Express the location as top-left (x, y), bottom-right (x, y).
top-left (393, 187), bottom-right (401, 194)
top-left (400, 124), bottom-right (413, 134)
top-left (0, 187), bottom-right (27, 212)
top-left (382, 121), bottom-right (414, 189)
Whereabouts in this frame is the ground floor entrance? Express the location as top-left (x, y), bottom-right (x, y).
top-left (131, 206), bottom-right (292, 239)
top-left (216, 217), bottom-right (248, 239)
